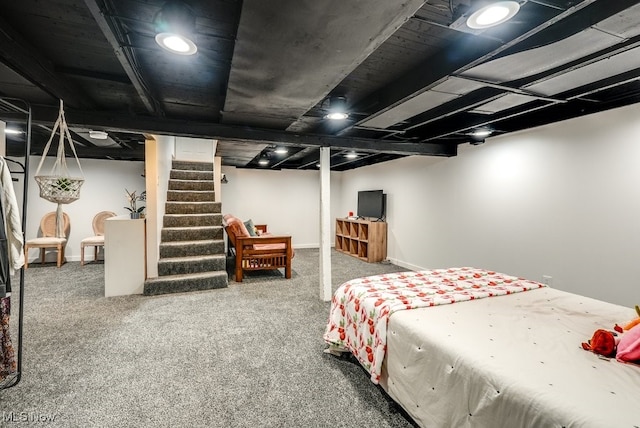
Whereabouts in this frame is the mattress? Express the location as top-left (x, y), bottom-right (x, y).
top-left (324, 269), bottom-right (640, 427)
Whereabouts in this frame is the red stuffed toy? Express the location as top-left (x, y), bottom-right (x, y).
top-left (581, 329), bottom-right (618, 358)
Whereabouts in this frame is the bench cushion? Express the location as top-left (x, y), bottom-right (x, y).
top-left (253, 243), bottom-right (287, 251)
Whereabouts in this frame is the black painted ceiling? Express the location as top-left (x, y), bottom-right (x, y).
top-left (1, 1), bottom-right (640, 170)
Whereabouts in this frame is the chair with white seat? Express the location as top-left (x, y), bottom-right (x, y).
top-left (80, 211), bottom-right (116, 266)
top-left (25, 211), bottom-right (70, 268)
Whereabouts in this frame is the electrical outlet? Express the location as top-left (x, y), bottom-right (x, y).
top-left (542, 275), bottom-right (552, 287)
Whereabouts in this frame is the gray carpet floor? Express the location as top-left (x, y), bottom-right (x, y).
top-left (0, 249), bottom-right (417, 427)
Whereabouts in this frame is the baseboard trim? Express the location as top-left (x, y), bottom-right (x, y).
top-left (386, 258), bottom-right (426, 272)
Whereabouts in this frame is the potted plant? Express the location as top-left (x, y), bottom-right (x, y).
top-left (125, 189), bottom-right (146, 219)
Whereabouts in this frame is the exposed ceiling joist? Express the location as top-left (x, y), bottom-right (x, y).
top-left (0, 15), bottom-right (94, 109)
top-left (223, 0), bottom-right (427, 128)
top-left (346, 0), bottom-right (607, 134)
top-left (2, 0), bottom-right (640, 170)
top-left (0, 105), bottom-right (455, 157)
top-left (83, 0), bottom-right (161, 115)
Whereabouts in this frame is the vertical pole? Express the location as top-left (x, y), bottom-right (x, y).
top-left (319, 147), bottom-right (332, 301)
top-left (0, 120), bottom-right (6, 156)
top-left (214, 155), bottom-right (222, 203)
top-left (144, 137), bottom-right (159, 278)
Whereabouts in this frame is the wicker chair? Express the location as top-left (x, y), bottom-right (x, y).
top-left (24, 211), bottom-right (70, 268)
top-left (80, 211), bottom-right (116, 266)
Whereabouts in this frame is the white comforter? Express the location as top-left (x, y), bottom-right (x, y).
top-left (380, 287), bottom-right (640, 428)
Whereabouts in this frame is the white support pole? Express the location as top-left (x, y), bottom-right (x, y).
top-left (319, 146), bottom-right (332, 301)
top-left (0, 121), bottom-right (6, 157)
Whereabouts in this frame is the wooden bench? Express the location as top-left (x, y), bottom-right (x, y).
top-left (223, 214), bottom-right (294, 282)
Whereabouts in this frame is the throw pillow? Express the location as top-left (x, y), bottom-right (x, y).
top-left (244, 219), bottom-right (257, 236)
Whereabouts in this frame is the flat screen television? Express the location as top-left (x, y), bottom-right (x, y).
top-left (357, 190), bottom-right (385, 220)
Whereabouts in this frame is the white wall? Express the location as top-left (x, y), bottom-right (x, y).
top-left (338, 103), bottom-right (640, 307)
top-left (13, 156), bottom-right (146, 263)
top-left (220, 167), bottom-right (343, 248)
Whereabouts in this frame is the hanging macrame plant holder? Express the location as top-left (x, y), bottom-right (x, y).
top-left (34, 100), bottom-right (85, 237)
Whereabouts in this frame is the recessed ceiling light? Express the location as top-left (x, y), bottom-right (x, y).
top-left (153, 0), bottom-right (198, 55)
top-left (326, 112), bottom-right (349, 120)
top-left (258, 158), bottom-right (269, 166)
top-left (467, 1), bottom-right (520, 30)
top-left (344, 152), bottom-right (358, 159)
top-left (274, 147), bottom-right (288, 154)
top-left (326, 95), bottom-right (349, 120)
top-left (4, 128), bottom-right (21, 135)
top-left (472, 129), bottom-right (492, 138)
top-left (89, 130), bottom-right (109, 140)
top-left (155, 33), bottom-right (198, 55)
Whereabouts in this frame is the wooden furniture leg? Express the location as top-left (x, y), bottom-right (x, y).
top-left (57, 244), bottom-right (63, 268)
top-left (285, 257), bottom-right (292, 278)
top-left (235, 254), bottom-right (244, 282)
top-left (40, 248), bottom-right (45, 265)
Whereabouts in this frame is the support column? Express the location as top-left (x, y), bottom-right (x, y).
top-left (319, 146), bottom-right (332, 301)
top-left (144, 137), bottom-right (159, 278)
top-left (0, 121), bottom-right (6, 156)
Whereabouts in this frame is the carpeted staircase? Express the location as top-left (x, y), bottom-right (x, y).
top-left (143, 160), bottom-right (228, 295)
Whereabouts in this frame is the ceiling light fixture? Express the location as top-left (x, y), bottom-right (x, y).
top-left (344, 152), bottom-right (358, 159)
top-left (472, 129), bottom-right (492, 138)
top-left (466, 1), bottom-right (521, 29)
top-left (89, 130), bottom-right (109, 140)
top-left (258, 153), bottom-right (270, 166)
top-left (325, 95), bottom-right (349, 120)
top-left (274, 147), bottom-right (289, 155)
top-left (154, 1), bottom-right (198, 55)
top-left (4, 128), bottom-right (21, 135)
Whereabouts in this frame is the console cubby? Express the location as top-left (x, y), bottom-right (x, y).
top-left (335, 218), bottom-right (387, 263)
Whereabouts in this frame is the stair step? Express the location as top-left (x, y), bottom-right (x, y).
top-left (163, 213), bottom-right (222, 228)
top-left (165, 201), bottom-right (221, 215)
top-left (160, 239), bottom-right (224, 258)
top-left (172, 161), bottom-right (214, 172)
top-left (170, 169), bottom-right (214, 181)
top-left (167, 190), bottom-right (215, 202)
top-left (161, 226), bottom-right (223, 242)
top-left (143, 271), bottom-right (228, 296)
top-left (169, 179), bottom-right (215, 191)
top-left (151, 159), bottom-right (226, 297)
top-left (158, 255), bottom-right (226, 276)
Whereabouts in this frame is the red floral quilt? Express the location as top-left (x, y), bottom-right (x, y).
top-left (323, 267), bottom-right (546, 383)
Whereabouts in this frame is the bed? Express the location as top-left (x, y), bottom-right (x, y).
top-left (323, 267), bottom-right (640, 428)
